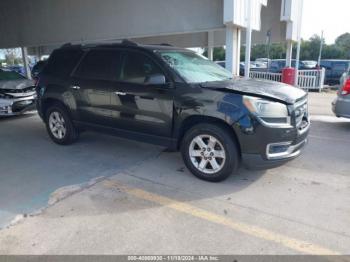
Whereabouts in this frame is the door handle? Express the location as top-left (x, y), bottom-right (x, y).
top-left (71, 85), bottom-right (81, 90)
top-left (115, 91), bottom-right (127, 96)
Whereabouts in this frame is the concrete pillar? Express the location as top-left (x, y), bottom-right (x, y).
top-left (21, 47), bottom-right (31, 79)
top-left (286, 40), bottom-right (293, 67)
top-left (225, 25), bottom-right (241, 76)
top-left (294, 0), bottom-right (304, 86)
top-left (244, 0), bottom-right (252, 79)
top-left (207, 31), bottom-right (214, 61)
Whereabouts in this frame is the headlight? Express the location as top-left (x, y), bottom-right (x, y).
top-left (243, 96), bottom-right (291, 126)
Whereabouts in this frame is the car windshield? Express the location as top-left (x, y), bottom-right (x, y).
top-left (158, 50), bottom-right (233, 83)
top-left (0, 70), bottom-right (25, 81)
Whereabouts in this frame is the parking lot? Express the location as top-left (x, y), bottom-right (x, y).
top-left (0, 91), bottom-right (349, 255)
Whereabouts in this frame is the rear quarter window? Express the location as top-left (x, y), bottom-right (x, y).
top-left (73, 49), bottom-right (122, 81)
top-left (43, 49), bottom-right (83, 78)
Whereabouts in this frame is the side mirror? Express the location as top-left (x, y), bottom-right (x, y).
top-left (145, 74), bottom-right (166, 85)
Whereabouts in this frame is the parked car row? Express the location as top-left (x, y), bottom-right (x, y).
top-left (320, 60), bottom-right (350, 85)
top-left (218, 58), bottom-right (350, 86)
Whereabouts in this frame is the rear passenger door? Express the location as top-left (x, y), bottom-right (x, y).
top-left (71, 49), bottom-right (122, 126)
top-left (109, 50), bottom-right (174, 137)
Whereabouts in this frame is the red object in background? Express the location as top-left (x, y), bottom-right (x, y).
top-left (341, 79), bottom-right (350, 96)
top-left (282, 67), bottom-right (296, 85)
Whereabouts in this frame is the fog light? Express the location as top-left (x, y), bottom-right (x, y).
top-left (269, 144), bottom-right (290, 154)
top-left (266, 142), bottom-right (292, 159)
top-left (0, 105), bottom-right (12, 114)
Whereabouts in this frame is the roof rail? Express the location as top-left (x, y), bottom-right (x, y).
top-left (160, 43), bottom-right (173, 46)
top-left (121, 39), bottom-right (138, 46)
top-left (60, 43), bottom-right (72, 48)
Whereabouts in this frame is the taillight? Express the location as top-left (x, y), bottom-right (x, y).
top-left (341, 79), bottom-right (350, 96)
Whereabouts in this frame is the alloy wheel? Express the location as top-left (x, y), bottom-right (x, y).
top-left (189, 134), bottom-right (226, 175)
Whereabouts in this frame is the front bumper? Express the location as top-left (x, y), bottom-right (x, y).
top-left (0, 95), bottom-right (37, 116)
top-left (237, 114), bottom-right (310, 170)
top-left (242, 138), bottom-right (308, 169)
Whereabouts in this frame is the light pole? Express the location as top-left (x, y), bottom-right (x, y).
top-left (318, 31), bottom-right (324, 67)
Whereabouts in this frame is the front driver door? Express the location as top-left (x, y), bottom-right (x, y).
top-left (110, 50), bottom-right (174, 138)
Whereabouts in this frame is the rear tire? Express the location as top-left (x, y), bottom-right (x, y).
top-left (45, 103), bottom-right (79, 145)
top-left (181, 123), bottom-right (239, 182)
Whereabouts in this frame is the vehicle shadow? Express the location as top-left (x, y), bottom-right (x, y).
top-left (45, 116), bottom-right (350, 219)
top-left (0, 114), bottom-right (267, 225)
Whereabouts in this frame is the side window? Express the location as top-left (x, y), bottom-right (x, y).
top-left (74, 49), bottom-right (121, 80)
top-left (121, 51), bottom-right (163, 84)
top-left (43, 49), bottom-right (83, 77)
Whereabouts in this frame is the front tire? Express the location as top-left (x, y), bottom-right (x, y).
top-left (181, 123), bottom-right (239, 182)
top-left (45, 103), bottom-right (79, 145)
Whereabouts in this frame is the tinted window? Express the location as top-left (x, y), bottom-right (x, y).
top-left (121, 51), bottom-right (163, 84)
top-left (74, 49), bottom-right (121, 80)
top-left (43, 49), bottom-right (83, 77)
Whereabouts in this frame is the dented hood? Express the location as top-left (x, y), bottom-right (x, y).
top-left (0, 79), bottom-right (35, 91)
top-left (200, 78), bottom-right (307, 104)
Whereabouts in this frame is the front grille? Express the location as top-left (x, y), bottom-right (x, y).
top-left (0, 86), bottom-right (35, 94)
top-left (294, 99), bottom-right (309, 130)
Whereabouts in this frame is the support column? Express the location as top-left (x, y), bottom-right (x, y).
top-left (294, 0), bottom-right (304, 86)
top-left (244, 0), bottom-right (252, 79)
top-left (225, 25), bottom-right (241, 76)
top-left (286, 40), bottom-right (293, 67)
top-left (207, 31), bottom-right (214, 61)
top-left (21, 47), bottom-right (31, 79)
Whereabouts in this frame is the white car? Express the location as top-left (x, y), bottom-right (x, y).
top-left (0, 69), bottom-right (36, 116)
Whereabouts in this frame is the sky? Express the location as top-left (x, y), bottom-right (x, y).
top-left (302, 0), bottom-right (350, 44)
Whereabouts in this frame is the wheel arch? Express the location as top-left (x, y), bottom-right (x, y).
top-left (177, 115), bottom-right (241, 157)
top-left (41, 97), bottom-right (72, 120)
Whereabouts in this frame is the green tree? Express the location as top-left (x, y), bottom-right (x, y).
top-left (203, 47), bottom-right (226, 61)
top-left (335, 33), bottom-right (350, 58)
top-left (299, 35), bottom-right (324, 60)
top-left (322, 45), bottom-right (346, 59)
top-left (203, 32), bottom-right (350, 62)
top-left (3, 48), bottom-right (22, 65)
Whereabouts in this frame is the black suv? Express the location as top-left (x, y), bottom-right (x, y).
top-left (36, 41), bottom-right (309, 182)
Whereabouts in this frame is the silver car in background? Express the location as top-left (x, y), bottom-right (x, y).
top-left (0, 69), bottom-right (36, 116)
top-left (332, 69), bottom-right (350, 119)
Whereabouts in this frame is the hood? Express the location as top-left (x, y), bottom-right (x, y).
top-left (200, 78), bottom-right (307, 104)
top-left (0, 79), bottom-right (35, 91)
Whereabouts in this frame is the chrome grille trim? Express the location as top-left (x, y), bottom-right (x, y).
top-left (294, 99), bottom-right (308, 128)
